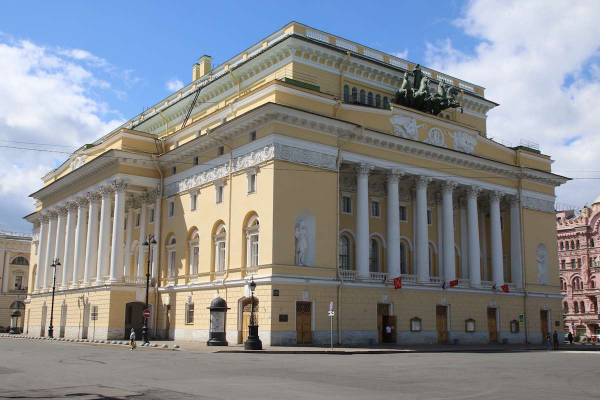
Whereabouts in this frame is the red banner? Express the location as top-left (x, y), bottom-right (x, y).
top-left (449, 279), bottom-right (459, 287)
top-left (393, 276), bottom-right (402, 290)
top-left (501, 284), bottom-right (510, 293)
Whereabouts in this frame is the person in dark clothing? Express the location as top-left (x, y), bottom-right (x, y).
top-left (568, 332), bottom-right (573, 344)
top-left (553, 330), bottom-right (559, 350)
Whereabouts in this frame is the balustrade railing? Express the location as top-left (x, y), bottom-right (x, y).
top-left (401, 274), bottom-right (419, 284)
top-left (429, 277), bottom-right (444, 286)
top-left (367, 272), bottom-right (388, 282)
top-left (340, 270), bottom-right (357, 280)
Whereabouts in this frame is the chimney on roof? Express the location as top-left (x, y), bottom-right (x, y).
top-left (193, 55), bottom-right (212, 81)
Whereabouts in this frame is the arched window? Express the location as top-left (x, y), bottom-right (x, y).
top-left (571, 240), bottom-right (575, 250)
top-left (167, 236), bottom-right (177, 277)
top-left (369, 239), bottom-right (379, 272)
top-left (592, 278), bottom-right (596, 288)
top-left (9, 301), bottom-right (24, 309)
top-left (560, 279), bottom-right (565, 291)
top-left (359, 89), bottom-right (366, 104)
top-left (189, 230), bottom-right (199, 275)
top-left (577, 240), bottom-right (580, 249)
top-left (581, 301), bottom-right (586, 313)
top-left (367, 92), bottom-right (373, 106)
top-left (575, 302), bottom-right (579, 313)
top-left (383, 96), bottom-right (389, 109)
top-left (400, 242), bottom-right (407, 274)
top-left (351, 87), bottom-right (358, 102)
top-left (246, 216), bottom-right (260, 268)
top-left (563, 302), bottom-right (569, 313)
top-left (10, 256), bottom-right (28, 266)
top-left (339, 235), bottom-right (350, 270)
top-left (214, 224), bottom-right (227, 272)
top-left (375, 94), bottom-right (381, 108)
top-left (343, 85), bottom-right (350, 102)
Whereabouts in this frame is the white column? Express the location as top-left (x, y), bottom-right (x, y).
top-left (489, 191), bottom-right (505, 286)
top-left (96, 186), bottom-right (113, 284)
top-left (53, 206), bottom-right (68, 286)
top-left (60, 202), bottom-right (78, 289)
top-left (467, 186), bottom-right (482, 286)
top-left (42, 211), bottom-right (58, 292)
top-left (414, 176), bottom-right (432, 282)
top-left (1, 251), bottom-right (9, 293)
top-left (124, 205), bottom-right (133, 277)
top-left (386, 169), bottom-right (404, 278)
top-left (83, 192), bottom-right (101, 287)
top-left (479, 211), bottom-right (488, 280)
top-left (152, 190), bottom-right (161, 279)
top-left (138, 202), bottom-right (148, 276)
top-left (510, 196), bottom-right (523, 288)
top-left (109, 180), bottom-right (128, 283)
top-left (442, 181), bottom-right (457, 281)
top-left (435, 194), bottom-right (443, 278)
top-left (34, 214), bottom-right (49, 293)
top-left (71, 197), bottom-right (88, 288)
top-left (459, 198), bottom-right (468, 279)
top-left (356, 163), bottom-right (372, 279)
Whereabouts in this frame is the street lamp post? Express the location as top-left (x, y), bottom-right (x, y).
top-left (142, 235), bottom-right (157, 344)
top-left (244, 277), bottom-right (262, 350)
top-left (48, 258), bottom-right (61, 338)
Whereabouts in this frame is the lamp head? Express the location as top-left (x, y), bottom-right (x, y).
top-left (250, 279), bottom-right (256, 292)
top-left (143, 240), bottom-right (149, 247)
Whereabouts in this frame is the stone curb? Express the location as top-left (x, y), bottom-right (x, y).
top-left (0, 335), bottom-right (179, 351)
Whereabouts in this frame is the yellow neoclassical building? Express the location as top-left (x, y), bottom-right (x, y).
top-left (23, 22), bottom-right (567, 345)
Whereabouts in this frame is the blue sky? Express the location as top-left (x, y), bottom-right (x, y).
top-left (1, 0), bottom-right (599, 232)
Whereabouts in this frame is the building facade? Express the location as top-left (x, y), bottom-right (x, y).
top-left (0, 232), bottom-right (31, 331)
top-left (557, 197), bottom-right (600, 338)
top-left (24, 22), bottom-right (567, 345)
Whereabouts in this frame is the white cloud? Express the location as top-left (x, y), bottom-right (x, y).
top-left (0, 37), bottom-right (124, 231)
top-left (393, 49), bottom-right (409, 59)
top-left (424, 0), bottom-right (600, 209)
top-left (165, 78), bottom-right (184, 92)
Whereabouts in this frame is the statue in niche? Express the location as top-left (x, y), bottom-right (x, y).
top-left (295, 221), bottom-right (308, 266)
top-left (537, 245), bottom-right (548, 285)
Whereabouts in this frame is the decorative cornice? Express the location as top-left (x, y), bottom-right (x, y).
top-left (522, 195), bottom-right (554, 214)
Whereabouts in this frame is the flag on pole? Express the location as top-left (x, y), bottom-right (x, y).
top-left (449, 279), bottom-right (459, 287)
top-left (500, 284), bottom-right (510, 293)
top-left (492, 284), bottom-right (497, 293)
top-left (393, 276), bottom-right (402, 290)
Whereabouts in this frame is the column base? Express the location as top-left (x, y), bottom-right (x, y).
top-left (59, 285), bottom-right (68, 290)
top-left (33, 289), bottom-right (40, 294)
top-left (80, 282), bottom-right (91, 288)
top-left (107, 278), bottom-right (119, 284)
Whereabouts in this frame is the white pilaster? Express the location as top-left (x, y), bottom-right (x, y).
top-left (414, 176), bottom-right (432, 282)
top-left (138, 201), bottom-right (148, 276)
top-left (83, 192), bottom-right (101, 287)
top-left (152, 190), bottom-right (161, 279)
top-left (386, 169), bottom-right (404, 278)
top-left (124, 203), bottom-right (133, 277)
top-left (53, 206), bottom-right (68, 286)
top-left (489, 191), bottom-right (505, 286)
top-left (459, 198), bottom-right (468, 279)
top-left (72, 197), bottom-right (88, 288)
top-left (510, 196), bottom-right (523, 288)
top-left (42, 211), bottom-right (58, 292)
top-left (1, 251), bottom-right (9, 293)
top-left (95, 186), bottom-right (113, 284)
top-left (435, 194), bottom-right (443, 278)
top-left (467, 186), bottom-right (482, 286)
top-left (479, 211), bottom-right (488, 280)
top-left (34, 214), bottom-right (49, 293)
top-left (60, 202), bottom-right (78, 289)
top-left (356, 163), bottom-right (372, 279)
top-left (109, 180), bottom-right (128, 283)
top-left (442, 181), bottom-right (457, 281)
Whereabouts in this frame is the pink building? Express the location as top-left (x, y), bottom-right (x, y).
top-left (557, 196), bottom-right (600, 338)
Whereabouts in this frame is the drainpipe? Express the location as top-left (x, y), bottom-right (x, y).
top-left (335, 124), bottom-right (363, 345)
top-left (151, 153), bottom-right (164, 339)
top-left (335, 52), bottom-right (351, 118)
top-left (517, 150), bottom-right (530, 344)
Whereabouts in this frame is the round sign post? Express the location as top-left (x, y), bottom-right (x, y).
top-left (143, 309), bottom-right (151, 318)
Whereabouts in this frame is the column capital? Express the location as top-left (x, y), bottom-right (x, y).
top-left (509, 195), bottom-right (520, 207)
top-left (112, 179), bottom-right (129, 192)
top-left (39, 213), bottom-right (49, 223)
top-left (86, 191), bottom-right (102, 203)
top-left (99, 185), bottom-right (114, 198)
top-left (413, 175), bottom-right (432, 189)
top-left (488, 191), bottom-right (504, 202)
top-left (356, 163), bottom-right (373, 177)
top-left (386, 169), bottom-right (404, 184)
top-left (458, 197), bottom-right (468, 209)
top-left (441, 181), bottom-right (458, 194)
top-left (66, 201), bottom-right (79, 212)
top-left (55, 205), bottom-right (68, 216)
top-left (76, 196), bottom-right (89, 207)
top-left (47, 210), bottom-right (58, 219)
top-left (466, 186), bottom-right (482, 199)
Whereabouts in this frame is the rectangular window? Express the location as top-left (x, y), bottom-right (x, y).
top-left (190, 193), bottom-right (197, 211)
top-left (371, 200), bottom-right (381, 218)
top-left (247, 172), bottom-right (257, 194)
top-left (342, 195), bottom-right (352, 214)
top-left (250, 131), bottom-right (256, 142)
top-left (192, 246), bottom-right (199, 275)
top-left (135, 213), bottom-right (140, 227)
top-left (14, 275), bottom-right (23, 290)
top-left (171, 166), bottom-right (176, 175)
top-left (193, 157), bottom-right (199, 165)
top-left (250, 235), bottom-right (259, 267)
top-left (571, 259), bottom-right (576, 269)
top-left (168, 201), bottom-right (175, 218)
top-left (577, 258), bottom-right (582, 268)
top-left (399, 205), bottom-right (408, 222)
top-left (216, 185), bottom-right (224, 204)
top-left (561, 260), bottom-right (566, 269)
top-left (186, 303), bottom-right (194, 324)
top-left (218, 146), bottom-right (224, 156)
top-left (149, 208), bottom-right (155, 224)
top-left (218, 241), bottom-right (226, 271)
top-left (427, 209), bottom-right (433, 226)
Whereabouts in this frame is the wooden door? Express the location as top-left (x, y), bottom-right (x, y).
top-left (296, 302), bottom-right (312, 344)
top-left (487, 308), bottom-right (498, 342)
top-left (436, 306), bottom-right (448, 343)
top-left (540, 310), bottom-right (548, 342)
top-left (377, 303), bottom-right (390, 344)
top-left (165, 305), bottom-right (171, 339)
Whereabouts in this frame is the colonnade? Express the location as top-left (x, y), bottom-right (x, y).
top-left (33, 180), bottom-right (160, 294)
top-left (352, 163), bottom-right (523, 288)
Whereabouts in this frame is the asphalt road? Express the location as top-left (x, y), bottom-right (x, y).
top-left (0, 339), bottom-right (599, 399)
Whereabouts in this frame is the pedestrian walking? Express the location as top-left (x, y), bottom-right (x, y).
top-left (568, 332), bottom-right (573, 344)
top-left (553, 330), bottom-right (559, 350)
top-left (130, 328), bottom-right (136, 350)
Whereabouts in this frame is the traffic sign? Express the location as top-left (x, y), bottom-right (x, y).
top-left (328, 311), bottom-right (335, 317)
top-left (143, 309), bottom-right (151, 318)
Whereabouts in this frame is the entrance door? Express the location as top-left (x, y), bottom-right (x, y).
top-left (436, 306), bottom-right (448, 343)
top-left (377, 303), bottom-right (390, 343)
top-left (382, 315), bottom-right (397, 343)
top-left (241, 298), bottom-right (259, 343)
top-left (124, 302), bottom-right (145, 340)
top-left (81, 304), bottom-right (90, 339)
top-left (165, 305), bottom-right (171, 339)
top-left (296, 302), bottom-right (312, 344)
top-left (487, 308), bottom-right (498, 342)
top-left (540, 310), bottom-right (549, 342)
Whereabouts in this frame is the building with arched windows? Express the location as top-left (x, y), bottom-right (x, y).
top-left (0, 232), bottom-right (31, 331)
top-left (557, 197), bottom-right (600, 338)
top-left (23, 22), bottom-right (566, 345)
